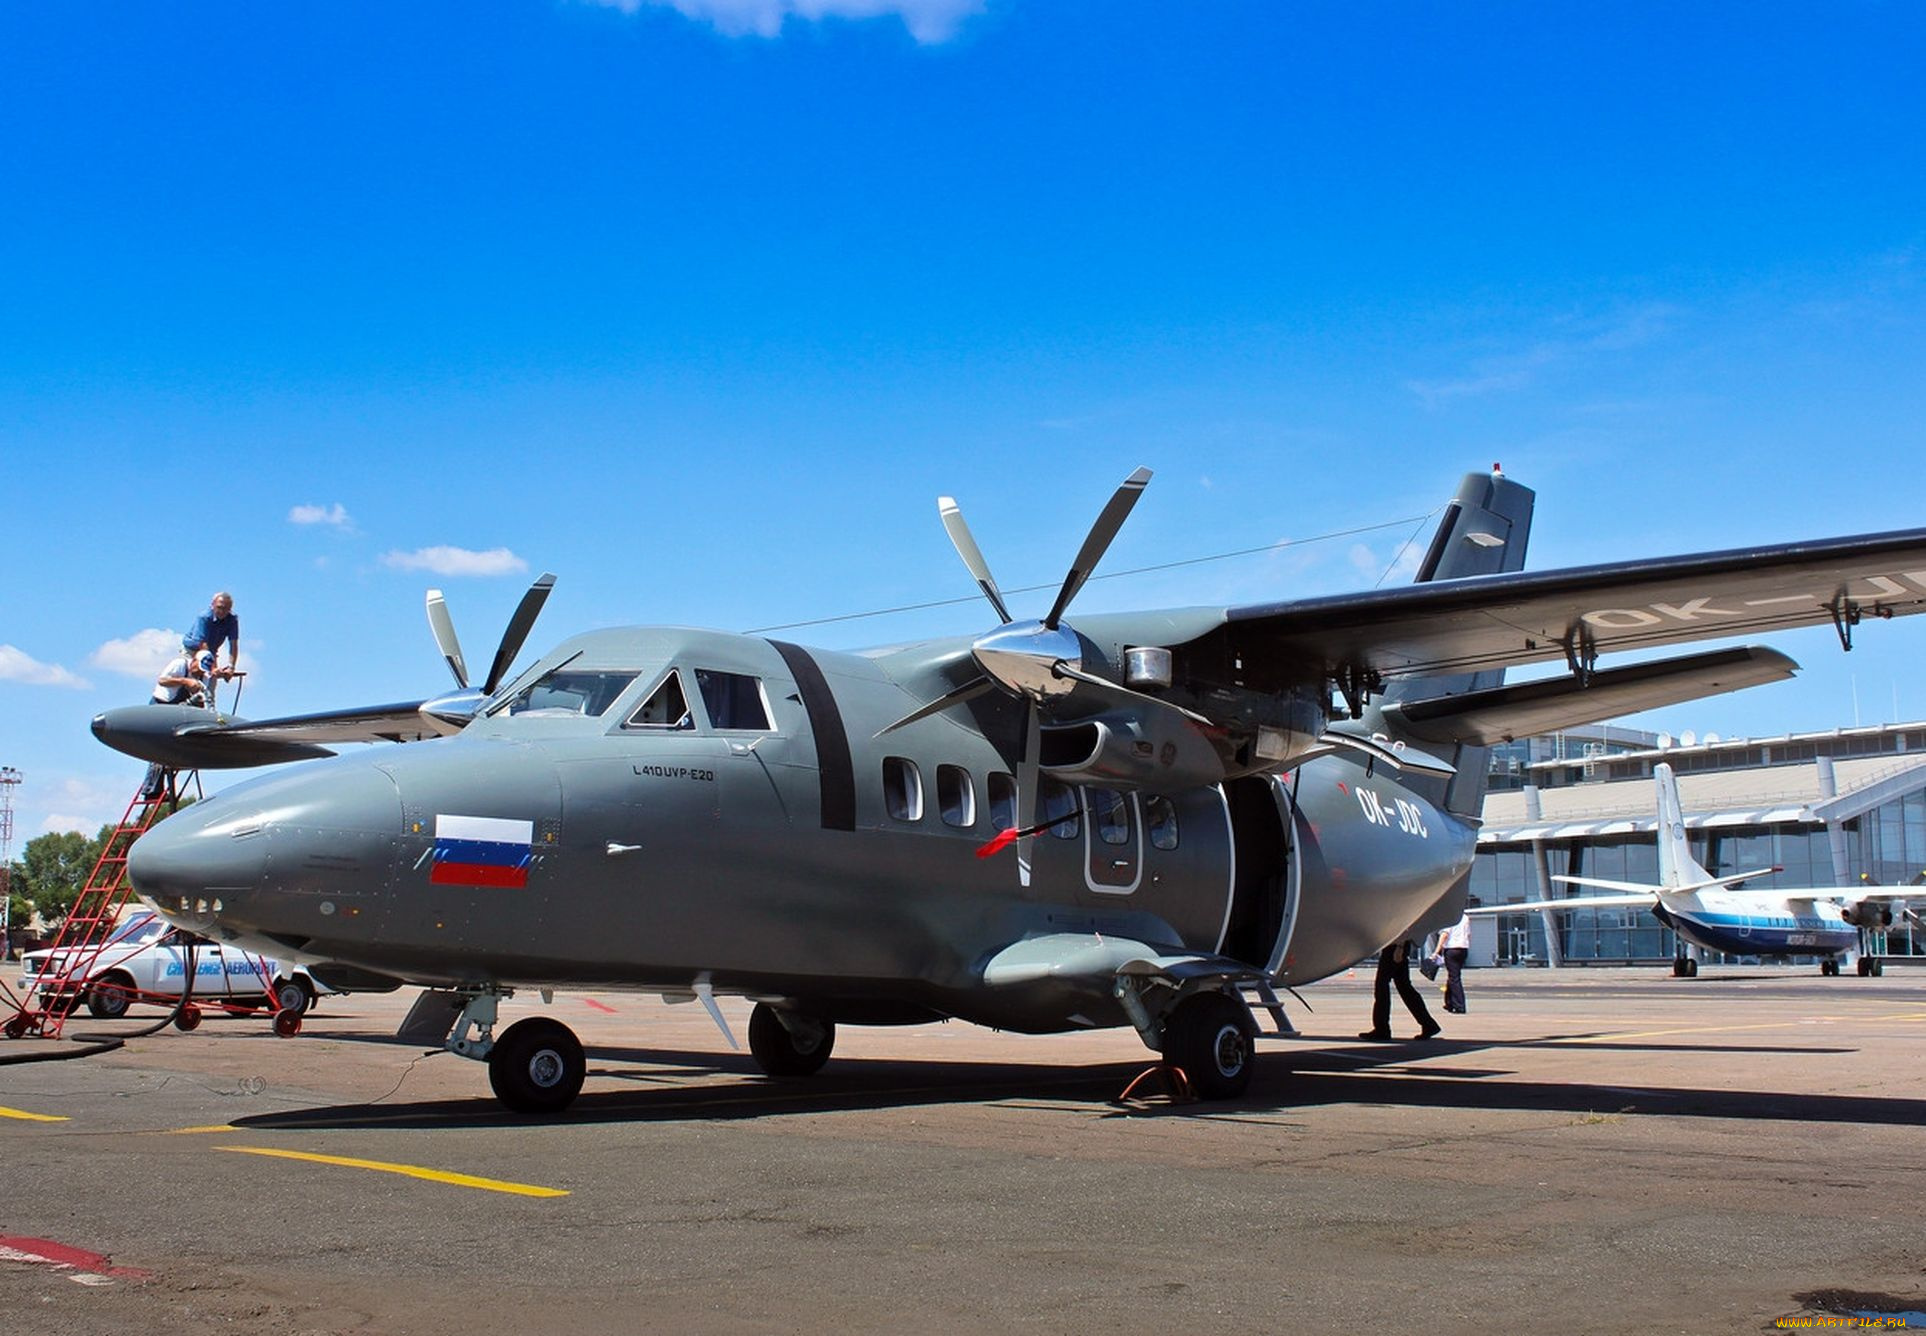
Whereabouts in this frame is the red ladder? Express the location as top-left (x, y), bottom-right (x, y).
top-left (4, 782), bottom-right (174, 1039)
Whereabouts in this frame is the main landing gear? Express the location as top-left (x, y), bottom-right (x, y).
top-left (1671, 956), bottom-right (1699, 978)
top-left (747, 1003), bottom-right (836, 1078)
top-left (1158, 992), bottom-right (1256, 1100)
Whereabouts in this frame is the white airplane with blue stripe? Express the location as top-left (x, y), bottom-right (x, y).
top-left (1474, 762), bottom-right (1919, 977)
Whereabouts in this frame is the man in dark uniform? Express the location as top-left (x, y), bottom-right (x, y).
top-left (1359, 939), bottom-right (1441, 1041)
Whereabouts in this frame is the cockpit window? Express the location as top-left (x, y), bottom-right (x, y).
top-left (497, 668), bottom-right (640, 718)
top-left (625, 670), bottom-right (694, 730)
top-left (695, 670), bottom-right (772, 731)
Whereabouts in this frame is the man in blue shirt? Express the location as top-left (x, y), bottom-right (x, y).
top-left (183, 592), bottom-right (239, 675)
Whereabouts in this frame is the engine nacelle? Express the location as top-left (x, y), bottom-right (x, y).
top-left (1840, 900), bottom-right (1894, 929)
top-left (1039, 714), bottom-right (1228, 792)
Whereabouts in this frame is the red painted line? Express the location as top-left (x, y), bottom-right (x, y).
top-left (0, 1235), bottom-right (152, 1281)
top-left (582, 999), bottom-right (617, 1013)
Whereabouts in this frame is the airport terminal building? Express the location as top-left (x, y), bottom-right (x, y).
top-left (1469, 722), bottom-right (1926, 966)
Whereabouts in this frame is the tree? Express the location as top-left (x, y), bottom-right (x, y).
top-left (10, 828), bottom-right (105, 928)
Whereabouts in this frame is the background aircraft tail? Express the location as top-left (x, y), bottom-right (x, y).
top-left (1375, 468), bottom-right (1535, 817)
top-left (1652, 761), bottom-right (1712, 889)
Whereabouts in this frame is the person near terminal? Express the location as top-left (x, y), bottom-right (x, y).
top-left (183, 591), bottom-right (240, 676)
top-left (1359, 939), bottom-right (1441, 1042)
top-left (1438, 906), bottom-right (1473, 1014)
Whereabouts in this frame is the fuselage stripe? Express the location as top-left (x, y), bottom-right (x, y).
top-left (767, 640), bottom-right (856, 832)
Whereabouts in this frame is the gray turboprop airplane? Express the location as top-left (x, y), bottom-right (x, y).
top-left (95, 468), bottom-right (1926, 1113)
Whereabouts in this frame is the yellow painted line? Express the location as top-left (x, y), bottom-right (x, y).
top-left (0, 1105), bottom-right (68, 1123)
top-left (166, 1124), bottom-right (239, 1135)
top-left (215, 1146), bottom-right (568, 1197)
top-left (1552, 1011), bottom-right (1926, 1045)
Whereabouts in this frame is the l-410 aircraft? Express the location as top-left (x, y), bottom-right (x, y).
top-left (1471, 761), bottom-right (1922, 978)
top-left (95, 467), bottom-right (1926, 1113)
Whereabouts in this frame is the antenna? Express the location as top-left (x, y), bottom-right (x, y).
top-left (0, 766), bottom-right (19, 953)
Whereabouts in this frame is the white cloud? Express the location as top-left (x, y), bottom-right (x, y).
top-left (289, 502), bottom-right (354, 529)
top-left (0, 644), bottom-right (90, 689)
top-left (36, 775), bottom-right (129, 835)
top-left (90, 629), bottom-right (183, 678)
top-left (1405, 302), bottom-right (1682, 408)
top-left (381, 546), bottom-right (529, 577)
top-left (587, 0), bottom-right (983, 43)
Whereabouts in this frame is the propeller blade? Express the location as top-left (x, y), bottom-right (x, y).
top-left (1043, 466), bottom-right (1152, 629)
top-left (874, 675), bottom-right (996, 738)
top-left (1049, 662), bottom-right (1213, 726)
top-left (480, 573), bottom-right (557, 696)
top-left (1017, 702), bottom-right (1039, 887)
top-left (939, 497), bottom-right (1013, 624)
top-left (424, 590), bottom-right (469, 690)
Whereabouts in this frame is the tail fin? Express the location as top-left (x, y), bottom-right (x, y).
top-left (1376, 468), bottom-right (1535, 816)
top-left (1652, 762), bottom-right (1711, 888)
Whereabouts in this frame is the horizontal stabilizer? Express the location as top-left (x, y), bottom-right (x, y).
top-left (1382, 646), bottom-right (1797, 746)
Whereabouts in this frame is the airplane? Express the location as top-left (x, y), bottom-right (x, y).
top-left (1470, 761), bottom-right (1922, 978)
top-left (75, 465), bottom-right (1926, 1114)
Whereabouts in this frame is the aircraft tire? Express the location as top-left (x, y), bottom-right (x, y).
top-left (87, 975), bottom-right (135, 1020)
top-left (747, 1003), bottom-right (835, 1078)
top-left (273, 977), bottom-right (315, 1016)
top-left (1161, 992), bottom-right (1256, 1100)
top-left (1685, 958), bottom-right (1698, 978)
top-left (1873, 959), bottom-right (1885, 977)
top-left (488, 1017), bottom-right (586, 1114)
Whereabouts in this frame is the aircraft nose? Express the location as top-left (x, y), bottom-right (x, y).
top-left (128, 759), bottom-right (404, 921)
top-left (127, 802), bottom-right (270, 906)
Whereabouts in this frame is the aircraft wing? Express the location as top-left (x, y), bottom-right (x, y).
top-left (179, 701), bottom-right (442, 745)
top-left (1223, 527), bottom-right (1926, 681)
top-left (92, 699), bottom-right (445, 769)
top-left (1468, 892), bottom-right (1657, 913)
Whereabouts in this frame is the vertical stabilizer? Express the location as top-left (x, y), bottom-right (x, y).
top-left (1376, 469), bottom-right (1536, 817)
top-left (1652, 762), bottom-right (1710, 889)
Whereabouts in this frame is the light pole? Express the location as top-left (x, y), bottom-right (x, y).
top-left (0, 766), bottom-right (20, 958)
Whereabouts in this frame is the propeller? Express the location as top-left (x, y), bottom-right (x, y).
top-left (420, 573), bottom-right (557, 732)
top-left (880, 469), bottom-right (1190, 883)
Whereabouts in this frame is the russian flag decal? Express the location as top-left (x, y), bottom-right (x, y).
top-left (431, 814), bottom-right (534, 889)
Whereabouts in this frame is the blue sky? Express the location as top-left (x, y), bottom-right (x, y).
top-left (2, 1), bottom-right (1923, 837)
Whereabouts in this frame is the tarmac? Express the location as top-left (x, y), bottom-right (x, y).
top-left (2, 965), bottom-right (1924, 1335)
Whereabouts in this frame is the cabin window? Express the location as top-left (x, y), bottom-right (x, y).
top-left (1145, 794), bottom-right (1180, 850)
top-left (1088, 788), bottom-right (1130, 846)
top-left (883, 757), bottom-right (923, 821)
top-left (500, 668), bottom-right (640, 718)
top-left (937, 765), bottom-right (975, 828)
top-left (1039, 777), bottom-right (1080, 840)
top-left (988, 772), bottom-right (1017, 832)
top-left (625, 671), bottom-right (693, 730)
top-left (695, 670), bottom-right (772, 731)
